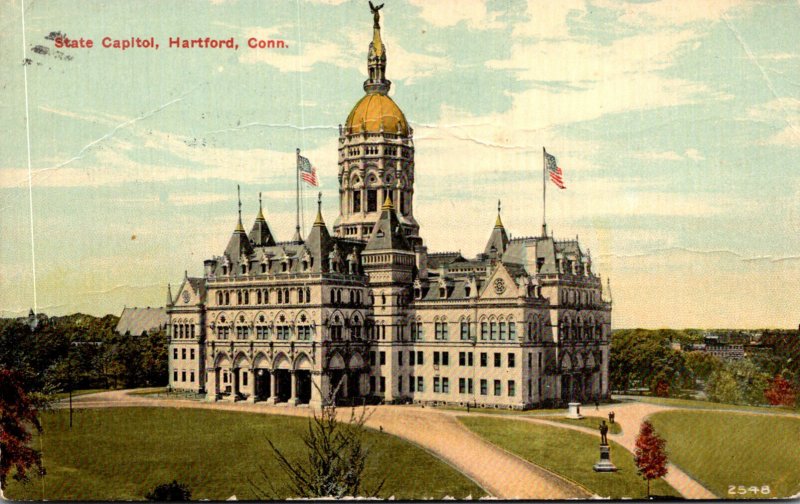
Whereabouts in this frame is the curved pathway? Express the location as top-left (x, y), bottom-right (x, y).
top-left (61, 391), bottom-right (588, 500)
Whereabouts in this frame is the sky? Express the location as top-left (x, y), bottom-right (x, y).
top-left (0, 0), bottom-right (798, 328)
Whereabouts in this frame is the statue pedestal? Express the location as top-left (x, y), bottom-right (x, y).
top-left (593, 444), bottom-right (618, 472)
top-left (566, 402), bottom-right (583, 419)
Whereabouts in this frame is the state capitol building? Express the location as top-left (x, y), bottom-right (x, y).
top-left (166, 6), bottom-right (612, 409)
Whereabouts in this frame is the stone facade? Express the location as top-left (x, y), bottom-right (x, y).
top-left (166, 8), bottom-right (612, 409)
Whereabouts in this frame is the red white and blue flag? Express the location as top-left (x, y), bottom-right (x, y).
top-left (545, 152), bottom-right (566, 189)
top-left (298, 154), bottom-right (318, 186)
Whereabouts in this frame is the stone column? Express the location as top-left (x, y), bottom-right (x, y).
top-left (290, 370), bottom-right (298, 405)
top-left (247, 366), bottom-right (258, 403)
top-left (267, 371), bottom-right (278, 404)
top-left (309, 371), bottom-right (323, 409)
top-left (207, 368), bottom-right (220, 402)
top-left (227, 367), bottom-right (238, 401)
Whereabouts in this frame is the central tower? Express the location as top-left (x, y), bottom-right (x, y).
top-left (334, 3), bottom-right (420, 247)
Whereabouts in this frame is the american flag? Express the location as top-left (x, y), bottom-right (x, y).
top-left (545, 152), bottom-right (566, 189)
top-left (298, 154), bottom-right (318, 186)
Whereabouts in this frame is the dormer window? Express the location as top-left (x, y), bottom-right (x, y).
top-left (414, 288), bottom-right (421, 299)
top-left (261, 263), bottom-right (267, 274)
top-left (222, 266), bottom-right (228, 275)
top-left (282, 262), bottom-right (288, 272)
top-left (465, 285), bottom-right (471, 297)
top-left (241, 264), bottom-right (247, 274)
top-left (439, 287), bottom-right (446, 298)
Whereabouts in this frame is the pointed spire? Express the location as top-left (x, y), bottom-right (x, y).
top-left (256, 192), bottom-right (265, 221)
top-left (382, 189), bottom-right (394, 210)
top-left (166, 283), bottom-right (173, 306)
top-left (235, 185), bottom-right (245, 232)
top-left (495, 199), bottom-right (504, 228)
top-left (314, 192), bottom-right (325, 226)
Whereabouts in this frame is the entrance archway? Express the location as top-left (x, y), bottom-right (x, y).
top-left (255, 369), bottom-right (271, 401)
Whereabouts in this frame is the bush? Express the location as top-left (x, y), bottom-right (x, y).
top-left (144, 480), bottom-right (191, 501)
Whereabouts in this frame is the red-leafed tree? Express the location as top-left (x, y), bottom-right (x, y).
top-left (634, 420), bottom-right (668, 498)
top-left (0, 369), bottom-right (45, 491)
top-left (764, 374), bottom-right (797, 407)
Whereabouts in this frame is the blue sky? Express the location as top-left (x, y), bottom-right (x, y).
top-left (1, 0), bottom-right (798, 328)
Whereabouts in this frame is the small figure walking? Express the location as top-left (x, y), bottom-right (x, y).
top-left (609, 410), bottom-right (615, 424)
top-left (379, 425), bottom-right (384, 433)
top-left (467, 402), bottom-right (471, 413)
top-left (595, 399), bottom-right (599, 410)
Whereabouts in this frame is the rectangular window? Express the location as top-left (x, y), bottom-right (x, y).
top-left (433, 351), bottom-right (440, 366)
top-left (409, 351), bottom-right (415, 366)
top-left (367, 189), bottom-right (378, 212)
top-left (173, 348), bottom-right (178, 359)
top-left (468, 378), bottom-right (474, 394)
top-left (173, 370), bottom-right (178, 381)
top-left (370, 351), bottom-right (376, 366)
top-left (490, 322), bottom-right (498, 340)
top-left (468, 352), bottom-right (474, 366)
top-left (494, 352), bottom-right (501, 367)
top-left (442, 323), bottom-right (449, 340)
top-left (417, 323), bottom-right (424, 340)
top-left (190, 371), bottom-right (195, 383)
top-left (398, 351), bottom-right (403, 366)
top-left (494, 379), bottom-right (501, 396)
top-left (480, 379), bottom-right (488, 396)
top-left (508, 353), bottom-right (515, 368)
top-left (508, 380), bottom-right (516, 397)
top-left (190, 349), bottom-right (195, 360)
top-left (181, 371), bottom-right (186, 382)
top-left (538, 377), bottom-right (542, 397)
top-left (242, 372), bottom-right (248, 387)
top-left (417, 351), bottom-right (424, 365)
top-left (459, 352), bottom-right (465, 366)
top-left (353, 190), bottom-right (361, 213)
top-left (442, 352), bottom-right (449, 366)
top-left (380, 376), bottom-right (386, 393)
top-left (409, 375), bottom-right (415, 392)
top-left (509, 322), bottom-right (516, 340)
top-left (398, 376), bottom-right (403, 393)
top-left (538, 352), bottom-right (542, 368)
top-left (528, 352), bottom-right (532, 369)
top-left (460, 321), bottom-right (470, 340)
top-left (459, 377), bottom-right (466, 394)
top-left (370, 376), bottom-right (376, 392)
top-left (417, 376), bottom-right (424, 392)
top-left (480, 322), bottom-right (488, 340)
top-left (182, 348), bottom-right (186, 359)
top-left (442, 377), bottom-right (450, 394)
top-left (480, 352), bottom-right (487, 367)
top-left (499, 322), bottom-right (507, 340)
top-left (380, 351), bottom-right (386, 366)
top-left (433, 377), bottom-right (440, 393)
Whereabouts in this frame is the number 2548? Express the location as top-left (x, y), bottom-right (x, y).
top-left (728, 485), bottom-right (770, 495)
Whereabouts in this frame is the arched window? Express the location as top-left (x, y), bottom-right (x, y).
top-left (244, 291), bottom-right (249, 305)
top-left (298, 288), bottom-right (304, 304)
top-left (217, 292), bottom-right (223, 305)
top-left (257, 290), bottom-right (262, 304)
top-left (224, 291), bottom-right (230, 305)
top-left (336, 289), bottom-right (342, 304)
top-left (278, 289), bottom-right (283, 304)
top-left (306, 288), bottom-right (311, 303)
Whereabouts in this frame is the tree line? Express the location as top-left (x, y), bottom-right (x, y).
top-left (0, 312), bottom-right (167, 398)
top-left (610, 328), bottom-right (798, 407)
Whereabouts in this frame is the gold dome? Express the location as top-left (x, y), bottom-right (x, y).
top-left (345, 93), bottom-right (409, 136)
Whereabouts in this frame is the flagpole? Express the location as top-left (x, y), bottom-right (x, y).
top-left (542, 147), bottom-right (547, 237)
top-left (295, 148), bottom-right (301, 241)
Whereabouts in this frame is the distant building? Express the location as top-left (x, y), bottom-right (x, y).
top-left (115, 307), bottom-right (168, 336)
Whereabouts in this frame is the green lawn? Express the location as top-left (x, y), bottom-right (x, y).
top-left (649, 410), bottom-right (800, 499)
top-left (6, 408), bottom-right (485, 501)
top-left (546, 415), bottom-right (622, 434)
top-left (618, 395), bottom-right (799, 415)
top-left (459, 416), bottom-right (678, 499)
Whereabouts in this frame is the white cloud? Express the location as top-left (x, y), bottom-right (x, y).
top-left (407, 0), bottom-right (504, 31)
top-left (747, 97), bottom-right (800, 147)
top-left (629, 148), bottom-right (705, 162)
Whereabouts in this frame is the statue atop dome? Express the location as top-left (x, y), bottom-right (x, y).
top-left (369, 1), bottom-right (384, 29)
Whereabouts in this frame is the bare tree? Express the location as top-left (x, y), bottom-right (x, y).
top-left (252, 379), bottom-right (385, 499)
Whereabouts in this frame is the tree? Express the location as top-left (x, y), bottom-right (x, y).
top-left (683, 351), bottom-right (722, 388)
top-left (764, 374), bottom-right (797, 407)
top-left (634, 420), bottom-right (668, 498)
top-left (257, 383), bottom-right (384, 499)
top-left (610, 329), bottom-right (686, 395)
top-left (145, 480), bottom-right (191, 501)
top-left (0, 369), bottom-right (45, 491)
